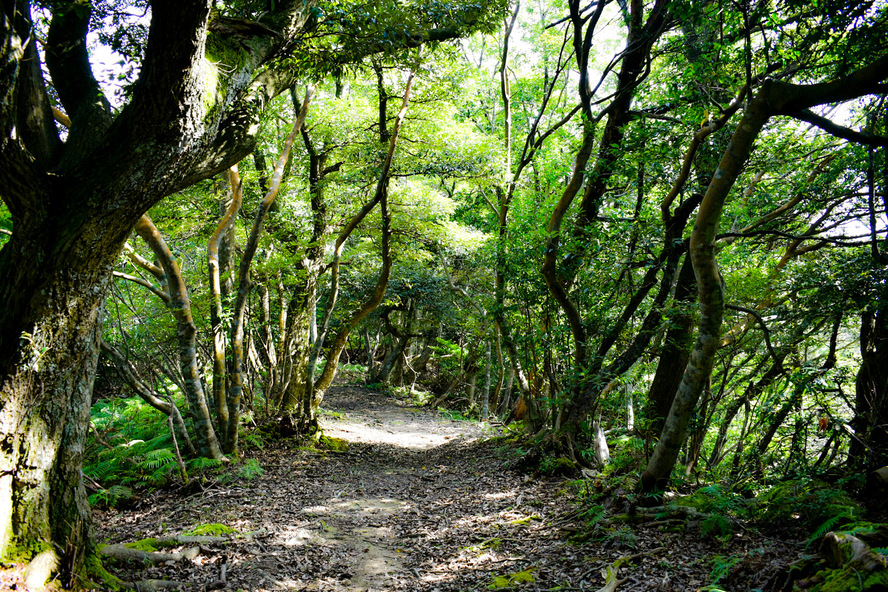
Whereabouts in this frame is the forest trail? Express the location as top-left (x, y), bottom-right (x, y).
top-left (96, 386), bottom-right (793, 591)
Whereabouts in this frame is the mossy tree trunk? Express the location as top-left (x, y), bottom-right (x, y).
top-left (0, 0), bottom-right (311, 573)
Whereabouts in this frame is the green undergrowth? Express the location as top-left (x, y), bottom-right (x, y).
top-left (86, 398), bottom-right (188, 500)
top-left (184, 523), bottom-right (236, 536)
top-left (796, 524), bottom-right (888, 592)
top-left (808, 569), bottom-right (888, 592)
top-left (564, 467), bottom-right (877, 551)
top-left (85, 396), bottom-right (270, 507)
top-left (672, 484), bottom-right (750, 538)
top-left (488, 566), bottom-right (536, 589)
top-left (754, 477), bottom-right (865, 539)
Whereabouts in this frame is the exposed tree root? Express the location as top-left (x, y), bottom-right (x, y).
top-left (129, 579), bottom-right (192, 591)
top-left (100, 544), bottom-right (201, 565)
top-left (99, 534), bottom-right (235, 590)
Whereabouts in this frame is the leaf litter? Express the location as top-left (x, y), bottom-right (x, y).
top-left (95, 386), bottom-right (799, 591)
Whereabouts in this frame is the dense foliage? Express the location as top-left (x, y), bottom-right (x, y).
top-left (1, 0), bottom-right (887, 585)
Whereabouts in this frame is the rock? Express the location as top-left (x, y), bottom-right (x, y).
top-left (24, 549), bottom-right (59, 590)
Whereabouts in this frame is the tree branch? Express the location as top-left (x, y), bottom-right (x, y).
top-left (795, 109), bottom-right (888, 147)
top-left (725, 304), bottom-right (782, 369)
top-left (112, 271), bottom-right (171, 304)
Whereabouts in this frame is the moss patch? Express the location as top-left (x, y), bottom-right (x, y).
top-left (123, 538), bottom-right (158, 552)
top-left (319, 435), bottom-right (349, 452)
top-left (202, 33), bottom-right (251, 121)
top-left (81, 555), bottom-right (126, 591)
top-left (184, 523), bottom-right (236, 536)
top-left (808, 566), bottom-right (888, 591)
top-left (2, 538), bottom-right (52, 563)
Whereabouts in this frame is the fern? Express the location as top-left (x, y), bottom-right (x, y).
top-left (139, 448), bottom-right (176, 471)
top-left (708, 554), bottom-right (743, 586)
top-left (808, 514), bottom-right (849, 546)
top-left (701, 514), bottom-right (733, 538)
top-left (88, 485), bottom-right (134, 508)
top-left (238, 458), bottom-right (264, 481)
top-left (756, 478), bottom-right (862, 529)
top-left (85, 395), bottom-right (183, 491)
top-left (187, 457), bottom-right (223, 471)
top-left (241, 432), bottom-right (265, 451)
top-left (85, 458), bottom-right (118, 481)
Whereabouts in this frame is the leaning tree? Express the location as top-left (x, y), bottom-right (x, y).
top-left (0, 0), bottom-right (503, 579)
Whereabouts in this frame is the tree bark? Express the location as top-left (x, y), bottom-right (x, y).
top-left (645, 254), bottom-right (697, 440)
top-left (208, 167), bottom-right (244, 446)
top-left (134, 215), bottom-right (224, 460)
top-left (641, 89), bottom-right (771, 493)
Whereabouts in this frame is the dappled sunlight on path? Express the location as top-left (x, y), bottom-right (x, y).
top-left (94, 386), bottom-right (792, 592)
top-left (319, 385), bottom-right (490, 450)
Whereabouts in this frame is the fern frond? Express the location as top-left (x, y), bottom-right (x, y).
top-left (139, 448), bottom-right (176, 470)
top-left (187, 457), bottom-right (223, 471)
top-left (807, 514), bottom-right (848, 546)
top-left (238, 459), bottom-right (264, 480)
top-left (701, 514), bottom-right (732, 538)
top-left (88, 484), bottom-right (134, 508)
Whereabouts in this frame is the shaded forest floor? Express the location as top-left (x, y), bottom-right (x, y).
top-left (94, 386), bottom-right (801, 591)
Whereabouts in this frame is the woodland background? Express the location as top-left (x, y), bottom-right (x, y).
top-left (1, 0), bottom-right (888, 588)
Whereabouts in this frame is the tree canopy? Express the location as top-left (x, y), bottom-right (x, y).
top-left (1, 0), bottom-right (888, 586)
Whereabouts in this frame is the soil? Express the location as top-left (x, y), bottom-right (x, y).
top-left (93, 385), bottom-right (801, 591)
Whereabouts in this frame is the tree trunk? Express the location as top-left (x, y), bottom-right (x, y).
top-left (0, 262), bottom-right (103, 576)
top-left (134, 216), bottom-right (224, 460)
top-left (645, 254), bottom-right (696, 440)
top-left (279, 268), bottom-right (321, 435)
top-left (851, 305), bottom-right (888, 495)
top-left (406, 333), bottom-right (436, 383)
top-left (208, 167), bottom-right (244, 446)
top-left (483, 340), bottom-right (492, 419)
top-left (228, 93), bottom-right (312, 453)
top-left (640, 57), bottom-right (888, 491)
top-left (641, 87), bottom-right (772, 493)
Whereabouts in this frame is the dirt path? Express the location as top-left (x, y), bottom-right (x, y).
top-left (96, 386), bottom-right (795, 591)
